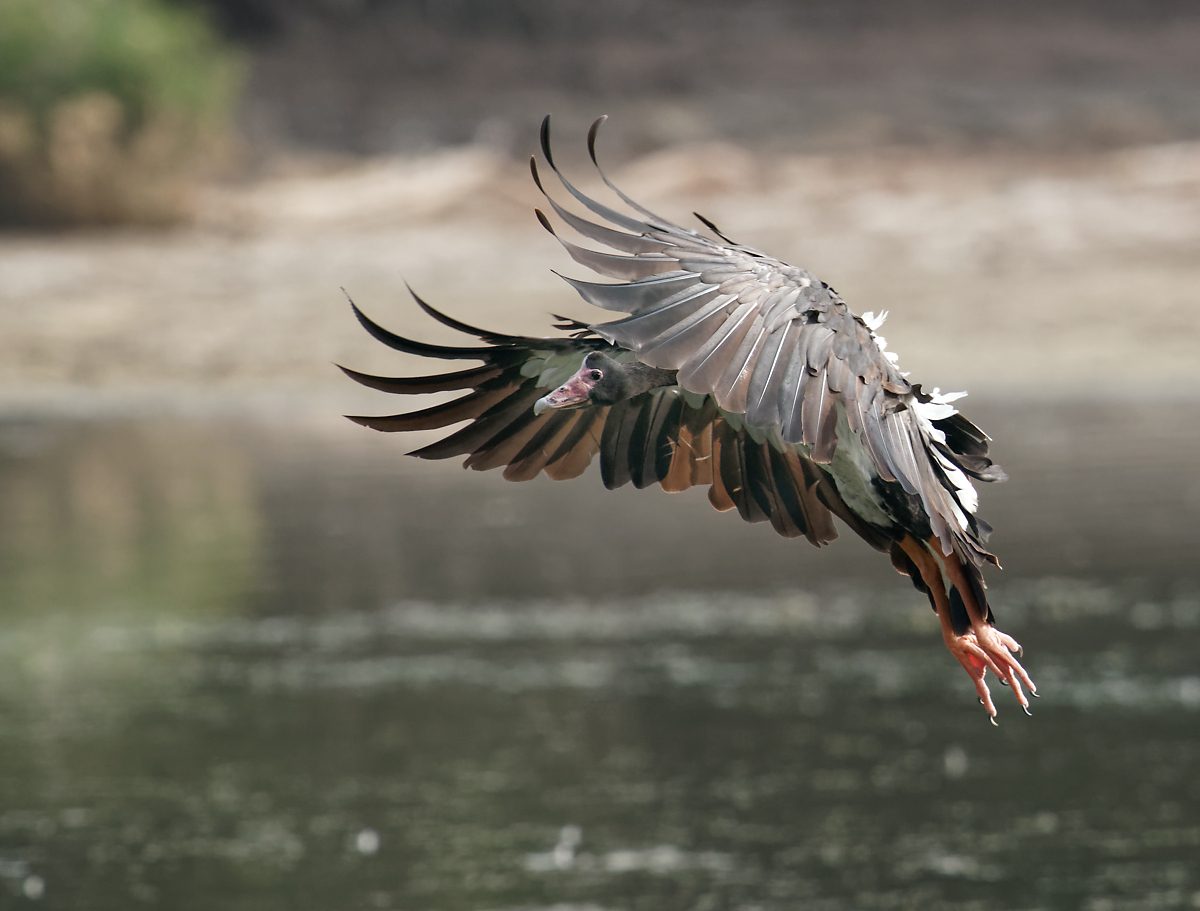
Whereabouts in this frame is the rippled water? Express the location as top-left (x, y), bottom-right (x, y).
top-left (0, 401), bottom-right (1198, 910)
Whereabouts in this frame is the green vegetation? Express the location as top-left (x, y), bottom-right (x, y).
top-left (0, 0), bottom-right (242, 225)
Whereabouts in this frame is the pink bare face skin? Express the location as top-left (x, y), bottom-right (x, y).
top-left (533, 363), bottom-right (602, 415)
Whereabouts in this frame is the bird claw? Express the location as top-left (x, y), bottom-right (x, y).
top-left (945, 626), bottom-right (1036, 721)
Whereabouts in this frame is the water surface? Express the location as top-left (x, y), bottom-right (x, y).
top-left (0, 400), bottom-right (1198, 910)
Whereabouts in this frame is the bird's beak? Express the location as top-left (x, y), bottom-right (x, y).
top-left (534, 366), bottom-right (596, 415)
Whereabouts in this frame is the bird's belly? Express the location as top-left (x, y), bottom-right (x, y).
top-left (825, 407), bottom-right (893, 528)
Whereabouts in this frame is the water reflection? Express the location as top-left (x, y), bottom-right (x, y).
top-left (0, 402), bottom-right (1197, 910)
top-left (0, 419), bottom-right (260, 621)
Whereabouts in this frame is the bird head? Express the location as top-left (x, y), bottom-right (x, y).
top-left (533, 352), bottom-right (619, 414)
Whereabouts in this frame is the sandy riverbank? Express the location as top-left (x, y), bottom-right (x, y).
top-left (2, 138), bottom-right (1198, 413)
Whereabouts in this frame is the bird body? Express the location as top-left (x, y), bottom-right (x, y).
top-left (345, 117), bottom-right (1036, 722)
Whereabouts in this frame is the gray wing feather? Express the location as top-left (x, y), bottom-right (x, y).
top-left (537, 117), bottom-right (1005, 564)
top-left (559, 272), bottom-right (697, 313)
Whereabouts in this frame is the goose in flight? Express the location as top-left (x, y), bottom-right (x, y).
top-left (344, 116), bottom-right (1036, 723)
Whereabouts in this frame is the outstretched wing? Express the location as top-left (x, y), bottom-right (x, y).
top-left (533, 116), bottom-right (1004, 565)
top-left (343, 291), bottom-right (609, 483)
top-left (343, 291), bottom-right (893, 549)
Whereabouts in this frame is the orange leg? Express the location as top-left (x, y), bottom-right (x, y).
top-left (934, 538), bottom-right (1037, 711)
top-left (898, 536), bottom-right (1034, 724)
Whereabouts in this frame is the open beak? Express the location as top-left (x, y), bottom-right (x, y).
top-left (534, 366), bottom-right (596, 415)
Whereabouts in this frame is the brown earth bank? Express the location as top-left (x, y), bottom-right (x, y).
top-left (229, 1), bottom-right (1200, 156)
top-left (2, 137), bottom-right (1197, 415)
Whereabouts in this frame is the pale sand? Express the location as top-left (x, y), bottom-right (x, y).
top-left (2, 141), bottom-right (1197, 414)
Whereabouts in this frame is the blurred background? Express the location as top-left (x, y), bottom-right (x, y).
top-left (1, 2), bottom-right (1199, 909)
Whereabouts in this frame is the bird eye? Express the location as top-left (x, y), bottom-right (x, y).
top-left (589, 369), bottom-right (603, 381)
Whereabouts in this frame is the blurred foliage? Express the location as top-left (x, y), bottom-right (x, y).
top-left (0, 0), bottom-right (242, 226)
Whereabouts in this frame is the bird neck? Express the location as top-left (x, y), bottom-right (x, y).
top-left (620, 362), bottom-right (678, 397)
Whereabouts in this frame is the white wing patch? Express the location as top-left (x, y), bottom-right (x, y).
top-left (913, 388), bottom-right (979, 515)
top-left (860, 310), bottom-right (889, 332)
top-left (861, 310), bottom-right (901, 367)
top-left (859, 312), bottom-right (980, 518)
